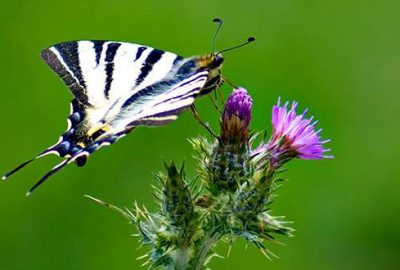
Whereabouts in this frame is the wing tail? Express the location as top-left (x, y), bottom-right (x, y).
top-left (25, 132), bottom-right (128, 195)
top-left (26, 152), bottom-right (89, 196)
top-left (26, 159), bottom-right (69, 196)
top-left (2, 135), bottom-right (83, 181)
top-left (2, 145), bottom-right (62, 181)
top-left (2, 159), bottom-right (36, 180)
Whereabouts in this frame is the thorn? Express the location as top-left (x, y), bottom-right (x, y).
top-left (260, 248), bottom-right (272, 260)
top-left (84, 194), bottom-right (105, 205)
top-left (136, 254), bottom-right (148, 260)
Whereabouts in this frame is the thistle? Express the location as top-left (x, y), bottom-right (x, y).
top-left (88, 89), bottom-right (332, 269)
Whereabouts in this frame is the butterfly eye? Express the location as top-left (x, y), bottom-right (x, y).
top-left (211, 55), bottom-right (224, 69)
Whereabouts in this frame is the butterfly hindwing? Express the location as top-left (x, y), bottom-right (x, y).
top-left (110, 71), bottom-right (208, 127)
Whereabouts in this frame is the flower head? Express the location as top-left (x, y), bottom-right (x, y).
top-left (207, 88), bottom-right (253, 193)
top-left (254, 98), bottom-right (331, 167)
top-left (221, 88), bottom-right (253, 143)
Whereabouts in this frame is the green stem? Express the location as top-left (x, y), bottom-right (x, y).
top-left (173, 247), bottom-right (190, 270)
top-left (192, 231), bottom-right (220, 270)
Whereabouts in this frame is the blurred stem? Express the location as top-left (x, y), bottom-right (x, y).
top-left (174, 247), bottom-right (190, 270)
top-left (192, 231), bottom-right (221, 270)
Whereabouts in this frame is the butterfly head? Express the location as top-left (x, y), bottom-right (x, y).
top-left (197, 53), bottom-right (224, 71)
top-left (192, 54), bottom-right (224, 95)
top-left (210, 53), bottom-right (224, 69)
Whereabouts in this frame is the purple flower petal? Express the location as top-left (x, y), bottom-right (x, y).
top-left (254, 98), bottom-right (332, 163)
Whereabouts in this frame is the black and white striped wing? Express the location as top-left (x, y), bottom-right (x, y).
top-left (3, 40), bottom-right (211, 194)
top-left (41, 40), bottom-right (182, 108)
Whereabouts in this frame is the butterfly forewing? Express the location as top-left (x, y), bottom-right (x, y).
top-left (41, 41), bottom-right (183, 108)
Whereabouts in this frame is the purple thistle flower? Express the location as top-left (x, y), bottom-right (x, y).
top-left (253, 98), bottom-right (332, 166)
top-left (221, 88), bottom-right (253, 143)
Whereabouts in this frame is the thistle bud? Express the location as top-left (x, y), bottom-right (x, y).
top-left (162, 162), bottom-right (194, 227)
top-left (209, 88), bottom-right (253, 193)
top-left (221, 88), bottom-right (253, 143)
top-left (233, 169), bottom-right (273, 222)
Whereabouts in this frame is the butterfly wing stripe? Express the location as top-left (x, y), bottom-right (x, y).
top-left (136, 52), bottom-right (178, 91)
top-left (148, 72), bottom-right (208, 107)
top-left (153, 87), bottom-right (201, 107)
top-left (77, 41), bottom-right (109, 107)
top-left (134, 46), bottom-right (146, 61)
top-left (78, 41), bottom-right (127, 107)
top-left (146, 96), bottom-right (196, 115)
top-left (135, 74), bottom-right (207, 119)
top-left (121, 72), bottom-right (207, 110)
top-left (41, 48), bottom-right (89, 105)
top-left (173, 55), bottom-right (184, 66)
top-left (119, 72), bottom-right (208, 128)
top-left (108, 43), bottom-right (150, 102)
top-left (137, 97), bottom-right (196, 123)
top-left (134, 49), bottom-right (164, 88)
top-left (54, 42), bottom-right (86, 89)
top-left (157, 73), bottom-right (208, 101)
top-left (93, 41), bottom-right (105, 65)
top-left (135, 73), bottom-right (207, 114)
top-left (103, 43), bottom-right (122, 98)
top-left (134, 115), bottom-right (178, 126)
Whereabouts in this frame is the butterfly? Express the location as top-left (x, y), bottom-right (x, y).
top-left (2, 19), bottom-right (254, 195)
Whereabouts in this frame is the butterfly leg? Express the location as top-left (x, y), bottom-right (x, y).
top-left (208, 94), bottom-right (222, 113)
top-left (189, 105), bottom-right (218, 138)
top-left (217, 87), bottom-right (225, 106)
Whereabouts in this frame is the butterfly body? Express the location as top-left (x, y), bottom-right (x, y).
top-left (3, 40), bottom-right (224, 193)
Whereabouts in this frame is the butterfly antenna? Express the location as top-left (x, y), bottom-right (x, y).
top-left (211, 17), bottom-right (223, 53)
top-left (217, 37), bottom-right (256, 54)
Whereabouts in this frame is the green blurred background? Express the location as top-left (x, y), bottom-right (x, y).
top-left (1, 0), bottom-right (399, 269)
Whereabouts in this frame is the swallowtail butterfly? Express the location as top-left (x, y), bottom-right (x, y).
top-left (3, 19), bottom-right (254, 195)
